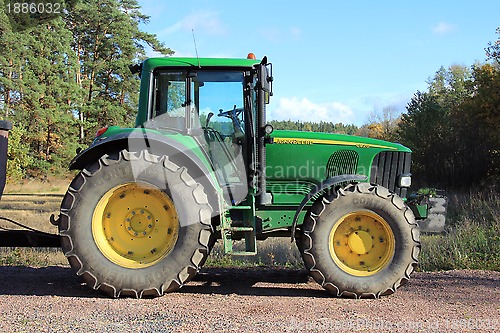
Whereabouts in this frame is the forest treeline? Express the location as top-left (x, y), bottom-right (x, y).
top-left (1, 0), bottom-right (498, 190)
top-left (364, 29), bottom-right (500, 190)
top-left (269, 120), bottom-right (358, 135)
top-left (0, 0), bottom-right (171, 178)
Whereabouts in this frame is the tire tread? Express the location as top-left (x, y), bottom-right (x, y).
top-left (300, 183), bottom-right (421, 298)
top-left (59, 149), bottom-right (213, 298)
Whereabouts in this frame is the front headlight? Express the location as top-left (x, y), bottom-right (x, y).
top-left (397, 173), bottom-right (412, 188)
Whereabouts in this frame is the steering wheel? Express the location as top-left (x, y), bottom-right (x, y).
top-left (218, 105), bottom-right (244, 134)
top-left (217, 105), bottom-right (245, 142)
top-left (218, 105), bottom-right (243, 118)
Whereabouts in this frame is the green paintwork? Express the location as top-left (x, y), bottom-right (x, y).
top-left (271, 130), bottom-right (410, 153)
top-left (90, 56), bottom-right (417, 247)
top-left (96, 126), bottom-right (206, 162)
top-left (141, 57), bottom-right (261, 72)
top-left (256, 209), bottom-right (307, 232)
top-left (256, 130), bottom-right (413, 231)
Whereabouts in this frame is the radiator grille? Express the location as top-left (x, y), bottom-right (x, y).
top-left (370, 151), bottom-right (411, 197)
top-left (326, 150), bottom-right (359, 178)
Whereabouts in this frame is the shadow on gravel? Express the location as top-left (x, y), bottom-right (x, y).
top-left (184, 267), bottom-right (330, 298)
top-left (2, 266), bottom-right (498, 300)
top-left (0, 265), bottom-right (325, 298)
top-left (0, 266), bottom-right (103, 298)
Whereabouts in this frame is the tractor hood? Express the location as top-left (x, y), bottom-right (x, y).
top-left (266, 130), bottom-right (411, 185)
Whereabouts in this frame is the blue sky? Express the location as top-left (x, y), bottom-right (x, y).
top-left (137, 0), bottom-right (500, 126)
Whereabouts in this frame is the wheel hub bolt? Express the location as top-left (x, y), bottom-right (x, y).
top-left (125, 208), bottom-right (155, 238)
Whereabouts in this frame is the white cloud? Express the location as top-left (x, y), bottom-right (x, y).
top-left (432, 22), bottom-right (457, 36)
top-left (159, 11), bottom-right (226, 36)
top-left (268, 97), bottom-right (354, 123)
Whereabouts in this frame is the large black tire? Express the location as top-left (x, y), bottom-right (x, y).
top-left (299, 183), bottom-right (420, 298)
top-left (59, 149), bottom-right (213, 298)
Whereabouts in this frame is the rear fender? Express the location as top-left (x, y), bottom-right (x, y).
top-left (69, 129), bottom-right (221, 212)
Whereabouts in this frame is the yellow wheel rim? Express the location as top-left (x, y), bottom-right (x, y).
top-left (92, 182), bottom-right (179, 269)
top-left (329, 211), bottom-right (395, 276)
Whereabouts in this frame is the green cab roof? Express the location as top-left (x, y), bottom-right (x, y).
top-left (142, 57), bottom-right (261, 72)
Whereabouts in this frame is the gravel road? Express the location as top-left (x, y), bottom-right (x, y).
top-left (0, 266), bottom-right (498, 332)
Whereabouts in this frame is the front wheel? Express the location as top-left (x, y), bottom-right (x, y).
top-left (59, 149), bottom-right (213, 298)
top-left (299, 183), bottom-right (420, 298)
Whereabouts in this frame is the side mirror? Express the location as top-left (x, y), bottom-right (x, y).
top-left (259, 66), bottom-right (270, 93)
top-left (258, 57), bottom-right (273, 104)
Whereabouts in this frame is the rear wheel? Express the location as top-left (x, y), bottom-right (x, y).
top-left (59, 149), bottom-right (213, 298)
top-left (299, 183), bottom-right (420, 298)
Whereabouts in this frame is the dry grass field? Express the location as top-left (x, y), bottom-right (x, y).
top-left (0, 179), bottom-right (70, 266)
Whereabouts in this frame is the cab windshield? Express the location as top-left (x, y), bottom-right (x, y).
top-left (195, 71), bottom-right (245, 137)
top-left (149, 70), bottom-right (249, 137)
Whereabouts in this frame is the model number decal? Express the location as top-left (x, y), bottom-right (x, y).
top-left (274, 138), bottom-right (398, 150)
top-left (274, 138), bottom-right (313, 145)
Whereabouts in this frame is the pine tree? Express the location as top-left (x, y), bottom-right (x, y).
top-left (0, 0), bottom-right (171, 178)
top-left (65, 0), bottom-right (172, 142)
top-left (6, 18), bottom-right (80, 176)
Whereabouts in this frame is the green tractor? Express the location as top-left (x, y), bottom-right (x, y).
top-left (54, 55), bottom-right (424, 298)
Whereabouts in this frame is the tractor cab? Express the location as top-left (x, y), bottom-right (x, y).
top-left (136, 56), bottom-right (273, 206)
